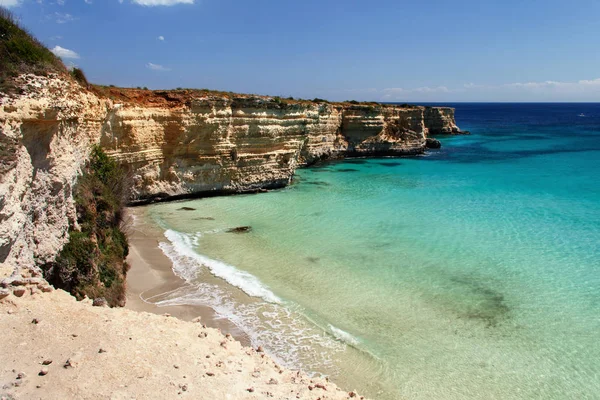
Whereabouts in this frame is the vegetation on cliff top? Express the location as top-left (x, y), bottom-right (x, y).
top-left (0, 7), bottom-right (66, 92)
top-left (42, 146), bottom-right (130, 307)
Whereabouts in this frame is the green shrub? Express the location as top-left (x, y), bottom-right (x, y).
top-left (42, 146), bottom-right (130, 307)
top-left (0, 7), bottom-right (66, 92)
top-left (70, 67), bottom-right (89, 87)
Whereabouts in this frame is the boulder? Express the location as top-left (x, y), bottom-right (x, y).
top-left (425, 138), bottom-right (442, 149)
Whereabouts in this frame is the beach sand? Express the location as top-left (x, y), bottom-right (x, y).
top-left (123, 207), bottom-right (250, 345)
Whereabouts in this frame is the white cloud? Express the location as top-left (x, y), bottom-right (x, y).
top-left (0, 0), bottom-right (23, 7)
top-left (51, 45), bottom-right (80, 59)
top-left (130, 0), bottom-right (193, 6)
top-left (146, 62), bottom-right (170, 71)
top-left (158, 35), bottom-right (165, 41)
top-left (53, 12), bottom-right (76, 23)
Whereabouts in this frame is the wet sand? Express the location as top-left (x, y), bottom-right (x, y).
top-left (124, 206), bottom-right (251, 346)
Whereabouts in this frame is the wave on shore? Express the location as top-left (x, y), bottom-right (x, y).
top-left (152, 228), bottom-right (352, 374)
top-left (160, 229), bottom-right (281, 303)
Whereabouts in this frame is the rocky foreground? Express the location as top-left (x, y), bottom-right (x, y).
top-left (0, 286), bottom-right (363, 400)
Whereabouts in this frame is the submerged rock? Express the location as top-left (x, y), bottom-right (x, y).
top-left (178, 207), bottom-right (196, 211)
top-left (226, 226), bottom-right (252, 234)
top-left (425, 138), bottom-right (442, 149)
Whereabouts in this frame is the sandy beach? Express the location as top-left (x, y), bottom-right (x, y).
top-left (123, 206), bottom-right (250, 345)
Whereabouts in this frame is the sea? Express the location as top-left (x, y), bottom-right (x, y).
top-left (140, 103), bottom-right (600, 399)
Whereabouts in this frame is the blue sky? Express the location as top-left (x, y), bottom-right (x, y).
top-left (2, 0), bottom-right (600, 102)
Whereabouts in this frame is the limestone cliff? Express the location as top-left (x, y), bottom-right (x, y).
top-left (98, 91), bottom-right (464, 202)
top-left (1, 74), bottom-right (464, 273)
top-left (1, 74), bottom-right (109, 276)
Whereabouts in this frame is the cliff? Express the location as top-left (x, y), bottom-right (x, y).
top-left (98, 89), bottom-right (464, 202)
top-left (1, 73), bottom-right (464, 276)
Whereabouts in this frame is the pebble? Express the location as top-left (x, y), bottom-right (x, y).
top-left (256, 346), bottom-right (264, 353)
top-left (32, 318), bottom-right (40, 324)
top-left (13, 287), bottom-right (26, 297)
top-left (246, 388), bottom-right (254, 393)
top-left (39, 285), bottom-right (53, 293)
top-left (174, 365), bottom-right (179, 369)
top-left (39, 368), bottom-right (49, 376)
top-left (92, 297), bottom-right (108, 307)
top-left (16, 372), bottom-right (25, 380)
top-left (0, 289), bottom-right (10, 300)
top-left (42, 360), bottom-right (53, 365)
top-left (64, 352), bottom-right (82, 368)
top-left (206, 372), bottom-right (214, 377)
top-left (98, 348), bottom-right (107, 353)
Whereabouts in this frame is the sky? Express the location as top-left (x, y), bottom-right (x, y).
top-left (2, 0), bottom-right (600, 102)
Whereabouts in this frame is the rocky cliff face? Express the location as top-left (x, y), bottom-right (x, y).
top-left (100, 93), bottom-right (463, 202)
top-left (1, 74), bottom-right (464, 272)
top-left (1, 74), bottom-right (109, 275)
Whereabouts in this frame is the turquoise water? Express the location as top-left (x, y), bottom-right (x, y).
top-left (144, 104), bottom-right (600, 399)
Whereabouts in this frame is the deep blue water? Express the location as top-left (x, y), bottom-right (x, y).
top-left (145, 103), bottom-right (600, 399)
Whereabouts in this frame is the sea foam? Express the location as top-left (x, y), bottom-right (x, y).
top-left (328, 324), bottom-right (361, 346)
top-left (160, 229), bottom-right (281, 304)
top-left (153, 228), bottom-right (346, 372)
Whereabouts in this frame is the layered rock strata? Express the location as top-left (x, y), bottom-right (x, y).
top-left (1, 74), bottom-right (464, 273)
top-left (100, 96), bottom-right (464, 202)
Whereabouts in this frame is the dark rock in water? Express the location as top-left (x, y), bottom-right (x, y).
top-left (306, 257), bottom-right (320, 263)
top-left (305, 181), bottom-right (331, 186)
top-left (426, 138), bottom-right (442, 149)
top-left (375, 161), bottom-right (402, 167)
top-left (178, 207), bottom-right (196, 211)
top-left (227, 226), bottom-right (252, 233)
top-left (193, 217), bottom-right (215, 221)
top-left (344, 159), bottom-right (368, 164)
top-left (335, 168), bottom-right (359, 173)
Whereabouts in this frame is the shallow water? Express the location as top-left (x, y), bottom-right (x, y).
top-left (144, 103), bottom-right (600, 399)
